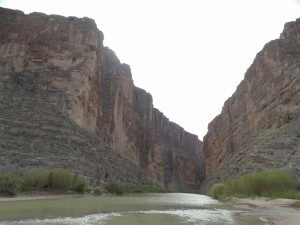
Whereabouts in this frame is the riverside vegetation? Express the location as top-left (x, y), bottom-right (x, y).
top-left (0, 168), bottom-right (166, 196)
top-left (209, 170), bottom-right (300, 200)
top-left (0, 169), bottom-right (87, 196)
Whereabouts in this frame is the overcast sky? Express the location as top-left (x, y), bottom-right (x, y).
top-left (1, 0), bottom-right (300, 139)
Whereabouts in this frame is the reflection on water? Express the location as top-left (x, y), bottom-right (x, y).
top-left (0, 193), bottom-right (262, 225)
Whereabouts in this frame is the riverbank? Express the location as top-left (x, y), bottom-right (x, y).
top-left (0, 192), bottom-right (85, 202)
top-left (229, 197), bottom-right (300, 225)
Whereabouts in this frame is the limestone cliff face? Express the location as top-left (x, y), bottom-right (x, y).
top-left (0, 7), bottom-right (203, 190)
top-left (203, 18), bottom-right (300, 184)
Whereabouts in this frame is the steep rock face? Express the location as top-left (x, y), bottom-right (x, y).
top-left (0, 72), bottom-right (149, 187)
top-left (0, 7), bottom-right (203, 190)
top-left (203, 18), bottom-right (300, 184)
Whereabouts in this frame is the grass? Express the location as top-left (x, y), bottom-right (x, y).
top-left (1, 170), bottom-right (166, 196)
top-left (105, 181), bottom-right (127, 195)
top-left (72, 176), bottom-right (88, 193)
top-left (0, 173), bottom-right (22, 196)
top-left (48, 169), bottom-right (73, 190)
top-left (0, 168), bottom-right (89, 196)
top-left (209, 169), bottom-right (300, 200)
top-left (23, 170), bottom-right (49, 191)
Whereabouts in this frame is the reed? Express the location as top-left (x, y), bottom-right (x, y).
top-left (209, 170), bottom-right (300, 200)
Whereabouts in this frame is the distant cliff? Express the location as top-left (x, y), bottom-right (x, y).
top-left (202, 18), bottom-right (300, 186)
top-left (0, 7), bottom-right (203, 190)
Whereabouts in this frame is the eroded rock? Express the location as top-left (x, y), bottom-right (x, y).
top-left (203, 18), bottom-right (300, 186)
top-left (0, 7), bottom-right (203, 190)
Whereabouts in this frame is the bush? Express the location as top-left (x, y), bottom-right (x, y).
top-left (106, 181), bottom-right (126, 195)
top-left (1, 169), bottom-right (90, 195)
top-left (48, 169), bottom-right (72, 190)
top-left (72, 176), bottom-right (88, 193)
top-left (23, 170), bottom-right (49, 191)
top-left (0, 173), bottom-right (22, 196)
top-left (238, 170), bottom-right (296, 197)
top-left (210, 183), bottom-right (227, 200)
top-left (92, 187), bottom-right (107, 195)
top-left (209, 170), bottom-right (299, 200)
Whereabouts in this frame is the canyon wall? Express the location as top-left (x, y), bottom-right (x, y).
top-left (202, 18), bottom-right (300, 185)
top-left (0, 7), bottom-right (203, 190)
top-left (3, 7), bottom-right (299, 190)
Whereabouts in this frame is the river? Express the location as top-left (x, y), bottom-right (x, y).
top-left (0, 193), bottom-right (262, 225)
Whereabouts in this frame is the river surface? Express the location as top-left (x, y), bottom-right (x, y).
top-left (0, 193), bottom-right (262, 225)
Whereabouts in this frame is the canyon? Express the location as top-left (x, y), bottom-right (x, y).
top-left (0, 7), bottom-right (299, 190)
top-left (0, 7), bottom-right (202, 190)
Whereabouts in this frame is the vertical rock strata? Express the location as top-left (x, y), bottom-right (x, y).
top-left (203, 18), bottom-right (300, 183)
top-left (0, 8), bottom-right (203, 190)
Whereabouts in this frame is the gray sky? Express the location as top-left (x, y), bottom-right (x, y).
top-left (1, 0), bottom-right (300, 139)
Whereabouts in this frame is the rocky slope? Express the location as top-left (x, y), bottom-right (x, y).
top-left (0, 80), bottom-right (149, 187)
top-left (0, 7), bottom-right (203, 190)
top-left (202, 18), bottom-right (300, 186)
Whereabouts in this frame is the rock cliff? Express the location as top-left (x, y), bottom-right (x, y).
top-left (3, 7), bottom-right (299, 191)
top-left (0, 79), bottom-right (149, 187)
top-left (0, 7), bottom-right (203, 190)
top-left (202, 18), bottom-right (300, 186)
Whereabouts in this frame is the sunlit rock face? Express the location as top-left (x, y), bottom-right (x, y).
top-left (202, 18), bottom-right (300, 186)
top-left (0, 7), bottom-right (204, 190)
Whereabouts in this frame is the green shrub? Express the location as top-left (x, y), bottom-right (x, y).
top-left (209, 170), bottom-right (299, 200)
top-left (106, 180), bottom-right (126, 195)
top-left (92, 187), bottom-right (107, 195)
top-left (0, 173), bottom-right (22, 196)
top-left (210, 183), bottom-right (227, 200)
top-left (238, 170), bottom-right (296, 197)
top-left (23, 170), bottom-right (49, 191)
top-left (48, 169), bottom-right (72, 190)
top-left (274, 190), bottom-right (300, 199)
top-left (1, 169), bottom-right (91, 195)
top-left (72, 176), bottom-right (88, 193)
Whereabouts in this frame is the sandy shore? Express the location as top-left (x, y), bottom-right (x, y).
top-left (229, 197), bottom-right (300, 225)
